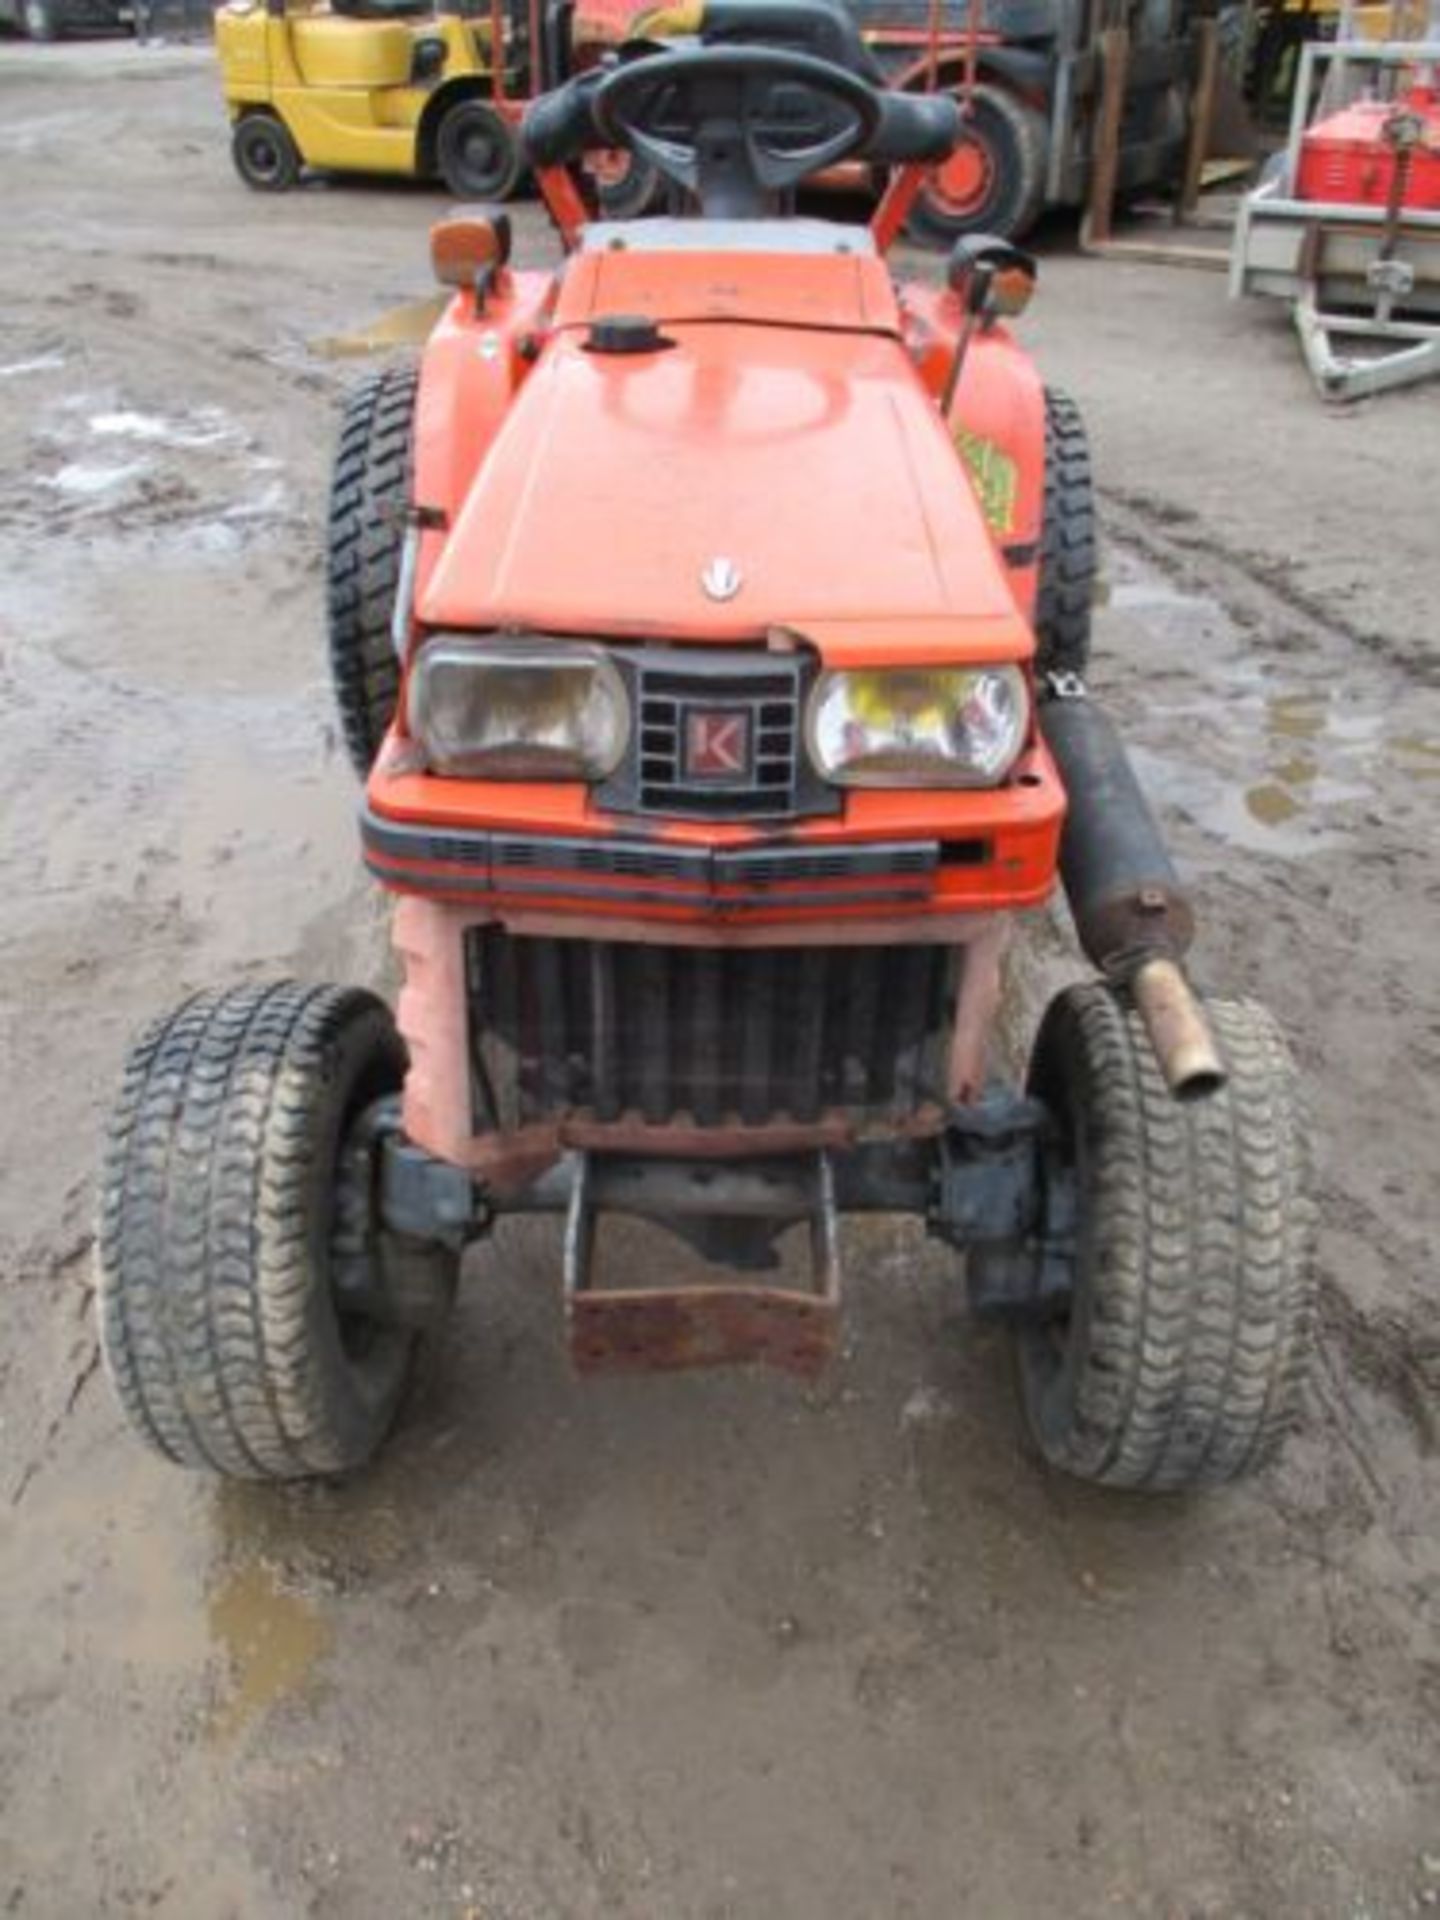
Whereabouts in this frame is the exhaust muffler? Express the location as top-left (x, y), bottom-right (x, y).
top-left (1039, 681), bottom-right (1225, 1101)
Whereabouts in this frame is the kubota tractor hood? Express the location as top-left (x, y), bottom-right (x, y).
top-left (419, 292), bottom-right (1031, 660)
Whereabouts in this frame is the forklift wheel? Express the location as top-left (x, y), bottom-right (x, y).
top-left (907, 84), bottom-right (1047, 247)
top-left (435, 99), bottom-right (523, 201)
top-left (327, 362), bottom-right (416, 778)
top-left (1016, 985), bottom-right (1316, 1490)
top-left (1034, 388), bottom-right (1096, 678)
top-left (96, 982), bottom-right (442, 1480)
top-left (232, 113), bottom-right (301, 192)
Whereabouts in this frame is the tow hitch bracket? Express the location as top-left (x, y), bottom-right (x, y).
top-left (563, 1150), bottom-right (842, 1378)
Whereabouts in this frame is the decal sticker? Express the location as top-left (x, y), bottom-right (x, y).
top-left (954, 431), bottom-right (1018, 536)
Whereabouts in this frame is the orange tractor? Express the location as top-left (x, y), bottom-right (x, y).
top-left (98, 0), bottom-right (1314, 1492)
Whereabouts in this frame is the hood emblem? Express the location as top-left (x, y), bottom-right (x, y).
top-left (701, 556), bottom-right (742, 602)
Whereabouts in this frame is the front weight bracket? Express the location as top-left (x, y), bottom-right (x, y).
top-left (378, 1123), bottom-right (489, 1249)
top-left (928, 1092), bottom-right (1048, 1249)
top-left (927, 1092), bottom-right (1076, 1322)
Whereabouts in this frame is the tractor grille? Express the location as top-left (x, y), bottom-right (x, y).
top-left (597, 648), bottom-right (838, 823)
top-left (464, 931), bottom-right (961, 1131)
top-left (639, 665), bottom-right (795, 815)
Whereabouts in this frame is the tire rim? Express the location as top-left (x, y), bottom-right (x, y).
top-left (456, 121), bottom-right (506, 193)
top-left (244, 128), bottom-right (284, 183)
top-left (588, 146), bottom-right (633, 189)
top-left (925, 126), bottom-right (997, 220)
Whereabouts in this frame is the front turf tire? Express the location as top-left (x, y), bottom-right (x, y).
top-left (97, 982), bottom-right (424, 1480)
top-left (326, 362), bottom-right (416, 779)
top-left (1017, 985), bottom-right (1316, 1490)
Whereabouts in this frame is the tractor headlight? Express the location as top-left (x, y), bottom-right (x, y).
top-left (805, 666), bottom-right (1029, 787)
top-left (407, 637), bottom-right (630, 780)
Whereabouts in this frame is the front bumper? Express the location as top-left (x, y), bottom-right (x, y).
top-left (362, 740), bottom-right (1064, 929)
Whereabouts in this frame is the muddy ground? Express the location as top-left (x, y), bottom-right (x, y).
top-left (1, 41), bottom-right (1437, 1920)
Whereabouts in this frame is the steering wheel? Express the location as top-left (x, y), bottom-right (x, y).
top-left (592, 46), bottom-right (883, 203)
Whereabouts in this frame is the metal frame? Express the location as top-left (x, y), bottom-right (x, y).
top-left (375, 1090), bottom-right (1069, 1374)
top-left (1230, 39), bottom-right (1440, 399)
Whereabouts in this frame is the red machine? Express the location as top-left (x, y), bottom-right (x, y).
top-left (1295, 81), bottom-right (1440, 205)
top-left (1232, 38), bottom-right (1440, 399)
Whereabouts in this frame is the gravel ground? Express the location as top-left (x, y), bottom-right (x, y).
top-left (0, 41), bottom-right (1436, 1920)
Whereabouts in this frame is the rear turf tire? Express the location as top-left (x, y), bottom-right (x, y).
top-left (1017, 985), bottom-right (1316, 1490)
top-left (97, 982), bottom-right (426, 1480)
top-left (232, 112), bottom-right (301, 192)
top-left (1034, 388), bottom-right (1096, 678)
top-left (435, 99), bottom-right (523, 200)
top-left (907, 84), bottom-right (1048, 247)
top-left (326, 362), bottom-right (416, 779)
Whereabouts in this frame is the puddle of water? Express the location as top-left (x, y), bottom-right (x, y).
top-left (1111, 543), bottom-right (1433, 847)
top-left (42, 458), bottom-right (149, 497)
top-left (88, 407), bottom-right (234, 450)
top-left (1391, 733), bottom-right (1440, 778)
top-left (207, 1561), bottom-right (333, 1741)
top-left (1270, 754), bottom-right (1318, 788)
top-left (311, 294), bottom-right (448, 359)
top-left (12, 395), bottom-right (285, 547)
top-left (1250, 690), bottom-right (1429, 826)
top-left (1106, 578), bottom-right (1214, 614)
top-left (0, 352), bottom-right (66, 379)
top-left (223, 478), bottom-right (289, 522)
top-left (1266, 693), bottom-right (1328, 743)
top-left (1132, 743), bottom-right (1315, 856)
top-left (1245, 781), bottom-right (1303, 827)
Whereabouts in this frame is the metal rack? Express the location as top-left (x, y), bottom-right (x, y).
top-left (1230, 36), bottom-right (1440, 397)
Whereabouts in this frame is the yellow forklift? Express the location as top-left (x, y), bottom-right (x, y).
top-left (215, 0), bottom-right (556, 194)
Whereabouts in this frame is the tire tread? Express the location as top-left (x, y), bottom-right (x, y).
top-left (1035, 387), bottom-right (1095, 677)
top-left (1020, 985), bottom-right (1316, 1490)
top-left (96, 982), bottom-right (413, 1480)
top-left (326, 364), bottom-right (416, 779)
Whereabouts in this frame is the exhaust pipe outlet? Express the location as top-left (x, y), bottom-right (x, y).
top-left (1039, 684), bottom-right (1225, 1100)
top-left (1128, 956), bottom-right (1226, 1102)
